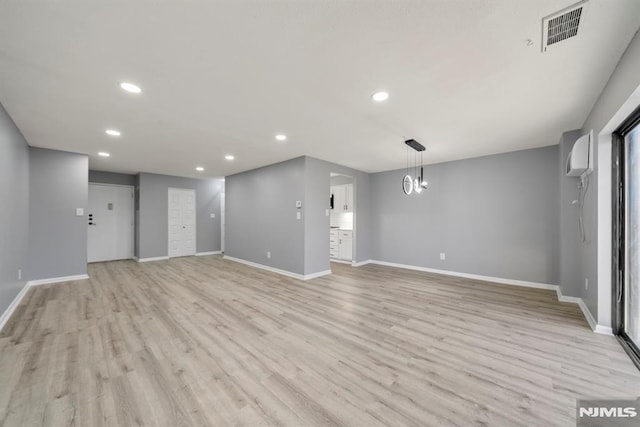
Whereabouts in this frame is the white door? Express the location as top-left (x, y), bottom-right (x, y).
top-left (87, 184), bottom-right (134, 263)
top-left (168, 188), bottom-right (196, 258)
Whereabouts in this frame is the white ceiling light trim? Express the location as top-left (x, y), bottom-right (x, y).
top-left (275, 134), bottom-right (287, 141)
top-left (119, 82), bottom-right (142, 94)
top-left (105, 129), bottom-right (121, 137)
top-left (98, 152), bottom-right (110, 157)
top-left (372, 91), bottom-right (389, 102)
top-left (195, 166), bottom-right (204, 171)
top-left (225, 154), bottom-right (235, 160)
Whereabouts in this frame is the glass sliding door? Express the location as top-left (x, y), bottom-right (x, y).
top-left (625, 125), bottom-right (640, 347)
top-left (614, 106), bottom-right (640, 368)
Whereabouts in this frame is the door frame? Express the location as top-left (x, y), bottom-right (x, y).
top-left (87, 183), bottom-right (135, 261)
top-left (167, 187), bottom-right (197, 258)
top-left (612, 104), bottom-right (640, 369)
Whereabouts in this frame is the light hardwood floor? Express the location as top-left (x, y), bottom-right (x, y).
top-left (0, 256), bottom-right (638, 426)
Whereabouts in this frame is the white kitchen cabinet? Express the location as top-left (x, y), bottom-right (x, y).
top-left (331, 184), bottom-right (353, 213)
top-left (338, 230), bottom-right (352, 260)
top-left (330, 229), bottom-right (339, 258)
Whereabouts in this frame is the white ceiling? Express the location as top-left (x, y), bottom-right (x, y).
top-left (0, 1), bottom-right (639, 178)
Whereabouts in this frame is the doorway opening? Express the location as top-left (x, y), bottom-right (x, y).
top-left (329, 173), bottom-right (354, 263)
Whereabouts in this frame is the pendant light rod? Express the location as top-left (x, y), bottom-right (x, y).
top-left (404, 139), bottom-right (425, 152)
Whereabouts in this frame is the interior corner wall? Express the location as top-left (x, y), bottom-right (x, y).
top-left (579, 28), bottom-right (640, 322)
top-left (225, 157), bottom-right (306, 275)
top-left (0, 102), bottom-right (29, 316)
top-left (28, 147), bottom-right (88, 281)
top-left (558, 130), bottom-right (585, 298)
top-left (370, 145), bottom-right (560, 285)
top-left (304, 157), bottom-right (371, 275)
top-left (138, 173), bottom-right (222, 259)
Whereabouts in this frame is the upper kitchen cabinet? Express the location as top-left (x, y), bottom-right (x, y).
top-left (331, 184), bottom-right (353, 213)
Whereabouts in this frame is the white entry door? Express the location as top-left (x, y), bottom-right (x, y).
top-left (87, 184), bottom-right (134, 263)
top-left (168, 188), bottom-right (196, 258)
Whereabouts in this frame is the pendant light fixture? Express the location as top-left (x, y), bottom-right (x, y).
top-left (402, 139), bottom-right (428, 195)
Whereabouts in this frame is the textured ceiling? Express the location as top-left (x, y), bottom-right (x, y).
top-left (0, 0), bottom-right (639, 178)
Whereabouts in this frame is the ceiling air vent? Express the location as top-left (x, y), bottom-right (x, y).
top-left (541, 0), bottom-right (587, 52)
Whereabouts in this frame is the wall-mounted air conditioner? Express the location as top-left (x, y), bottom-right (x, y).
top-left (566, 130), bottom-right (593, 177)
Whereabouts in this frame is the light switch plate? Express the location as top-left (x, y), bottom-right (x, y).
top-left (76, 208), bottom-right (84, 216)
top-left (296, 212), bottom-right (301, 220)
top-left (210, 213), bottom-right (215, 218)
top-left (325, 209), bottom-right (329, 216)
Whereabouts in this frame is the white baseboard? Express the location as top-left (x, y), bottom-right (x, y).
top-left (352, 259), bottom-right (372, 267)
top-left (28, 274), bottom-right (89, 286)
top-left (304, 270), bottom-right (332, 280)
top-left (1, 274), bottom-right (90, 332)
top-left (137, 256), bottom-right (170, 263)
top-left (132, 256), bottom-right (139, 262)
top-left (196, 251), bottom-right (222, 256)
top-left (369, 260), bottom-right (557, 290)
top-left (368, 259), bottom-right (612, 335)
top-left (330, 259), bottom-right (351, 265)
top-left (224, 256), bottom-right (330, 281)
top-left (0, 282), bottom-right (30, 332)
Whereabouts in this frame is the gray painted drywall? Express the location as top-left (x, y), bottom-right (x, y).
top-left (137, 173), bottom-right (222, 259)
top-left (558, 130), bottom-right (584, 298)
top-left (29, 148), bottom-right (88, 280)
top-left (579, 29), bottom-right (640, 321)
top-left (0, 102), bottom-right (29, 316)
top-left (225, 157), bottom-right (306, 274)
top-left (89, 170), bottom-right (136, 187)
top-left (305, 157), bottom-right (371, 275)
top-left (370, 146), bottom-right (560, 284)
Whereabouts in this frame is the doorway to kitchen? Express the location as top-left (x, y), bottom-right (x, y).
top-left (329, 173), bottom-right (354, 263)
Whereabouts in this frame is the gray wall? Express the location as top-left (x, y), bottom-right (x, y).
top-left (89, 170), bottom-right (136, 186)
top-left (305, 157), bottom-right (371, 274)
top-left (225, 157), bottom-right (306, 274)
top-left (579, 29), bottom-right (640, 320)
top-left (137, 173), bottom-right (222, 259)
top-left (558, 130), bottom-right (584, 298)
top-left (370, 146), bottom-right (560, 284)
top-left (0, 102), bottom-right (29, 315)
top-left (29, 148), bottom-right (88, 280)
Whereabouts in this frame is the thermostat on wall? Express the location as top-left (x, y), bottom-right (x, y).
top-left (296, 201), bottom-right (302, 208)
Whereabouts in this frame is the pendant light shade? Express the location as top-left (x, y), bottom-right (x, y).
top-left (402, 139), bottom-right (428, 196)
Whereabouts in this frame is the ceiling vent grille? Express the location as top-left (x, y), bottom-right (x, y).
top-left (542, 1), bottom-right (587, 52)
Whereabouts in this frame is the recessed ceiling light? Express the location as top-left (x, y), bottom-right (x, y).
top-left (372, 91), bottom-right (389, 102)
top-left (275, 134), bottom-right (287, 141)
top-left (195, 166), bottom-right (204, 172)
top-left (105, 129), bottom-right (121, 137)
top-left (98, 152), bottom-right (110, 157)
top-left (119, 82), bottom-right (142, 94)
top-left (225, 155), bottom-right (235, 161)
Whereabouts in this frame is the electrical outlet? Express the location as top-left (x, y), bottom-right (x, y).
top-left (267, 251), bottom-right (271, 259)
top-left (440, 253), bottom-right (446, 260)
top-left (18, 269), bottom-right (22, 280)
top-left (585, 278), bottom-right (588, 290)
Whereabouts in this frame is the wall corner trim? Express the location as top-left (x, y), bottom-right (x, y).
top-left (224, 255), bottom-right (329, 280)
top-left (137, 256), bottom-right (170, 263)
top-left (195, 251), bottom-right (222, 256)
top-left (352, 259), bottom-right (373, 267)
top-left (1, 274), bottom-right (90, 332)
